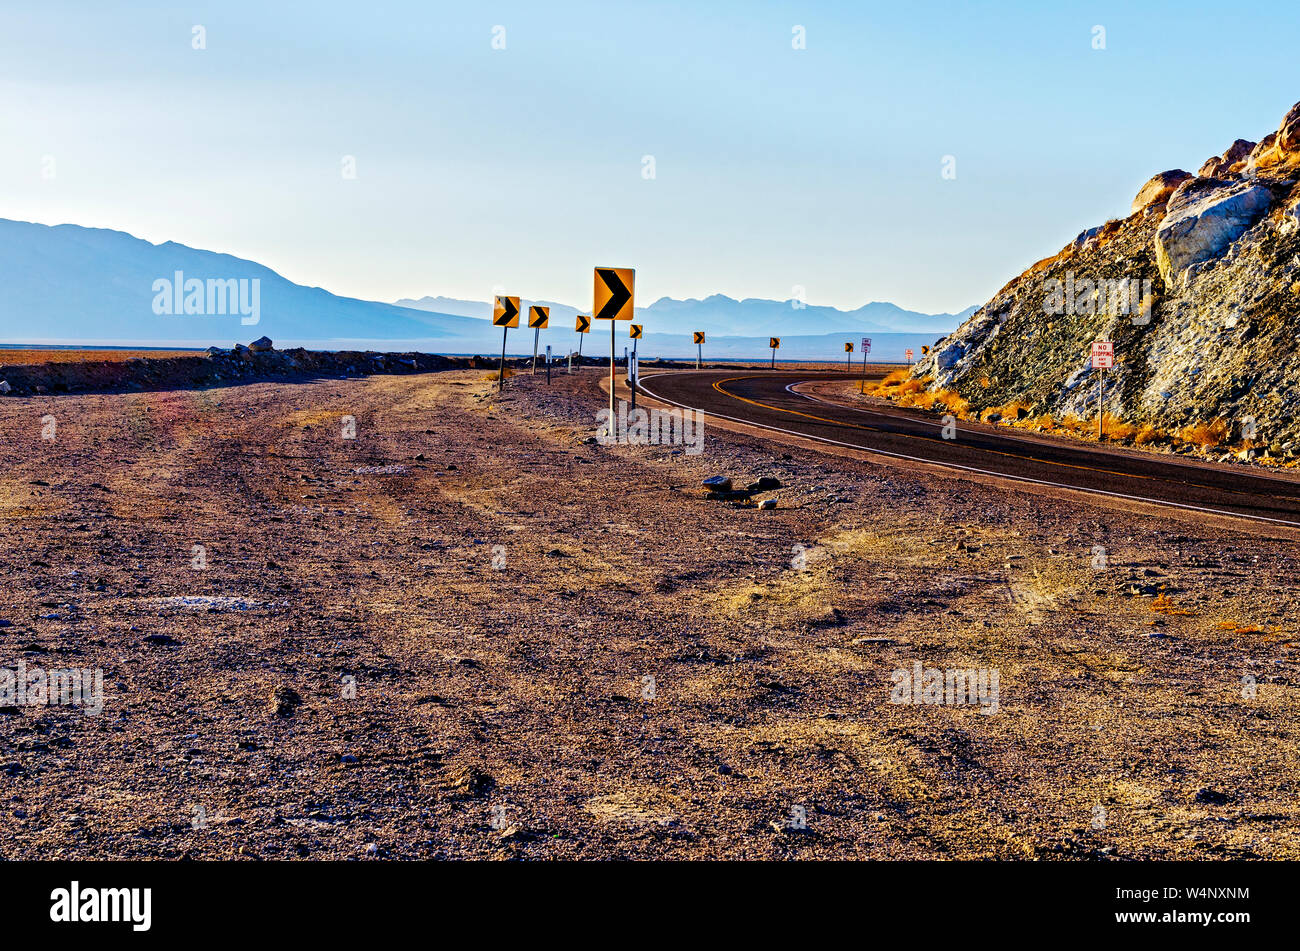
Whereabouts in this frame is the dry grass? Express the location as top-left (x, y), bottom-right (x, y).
top-left (1134, 424), bottom-right (1162, 446)
top-left (1177, 419), bottom-right (1231, 449)
top-left (1151, 593), bottom-right (1195, 616)
top-left (863, 374), bottom-right (1293, 466)
top-left (980, 401), bottom-right (1034, 425)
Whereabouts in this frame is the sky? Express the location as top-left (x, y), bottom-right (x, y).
top-left (1, 0), bottom-right (1297, 315)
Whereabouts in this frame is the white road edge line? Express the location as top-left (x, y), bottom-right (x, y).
top-left (636, 373), bottom-right (1300, 529)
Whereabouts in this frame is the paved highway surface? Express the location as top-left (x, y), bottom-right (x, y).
top-left (638, 369), bottom-right (1300, 528)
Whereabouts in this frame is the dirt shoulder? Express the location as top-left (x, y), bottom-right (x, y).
top-left (0, 367), bottom-right (1295, 859)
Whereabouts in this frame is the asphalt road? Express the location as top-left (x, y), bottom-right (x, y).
top-left (638, 369), bottom-right (1300, 528)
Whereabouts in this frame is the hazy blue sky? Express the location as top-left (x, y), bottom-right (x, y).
top-left (2, 1), bottom-right (1296, 314)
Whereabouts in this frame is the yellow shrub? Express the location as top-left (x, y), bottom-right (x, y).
top-left (1177, 418), bottom-right (1231, 448)
top-left (1134, 424), bottom-right (1162, 445)
top-left (1100, 414), bottom-right (1138, 441)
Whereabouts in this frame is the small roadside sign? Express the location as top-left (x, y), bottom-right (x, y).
top-left (629, 324), bottom-right (643, 339)
top-left (575, 314), bottom-right (591, 333)
top-left (594, 266), bottom-right (635, 425)
top-left (905, 348), bottom-right (914, 364)
top-left (693, 331), bottom-right (705, 345)
top-left (493, 295), bottom-right (520, 390)
top-left (1091, 341), bottom-right (1115, 440)
top-left (694, 330), bottom-right (705, 369)
top-left (492, 296), bottom-right (520, 328)
top-left (844, 342), bottom-right (854, 352)
top-left (593, 267), bottom-right (635, 320)
top-left (862, 337), bottom-right (872, 354)
top-left (769, 336), bottom-right (780, 370)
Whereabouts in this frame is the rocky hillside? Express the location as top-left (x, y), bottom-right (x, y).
top-left (898, 100), bottom-right (1300, 464)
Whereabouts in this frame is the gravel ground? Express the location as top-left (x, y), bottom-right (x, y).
top-left (0, 367), bottom-right (1296, 859)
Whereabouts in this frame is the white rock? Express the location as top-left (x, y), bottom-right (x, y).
top-left (1153, 181), bottom-right (1273, 285)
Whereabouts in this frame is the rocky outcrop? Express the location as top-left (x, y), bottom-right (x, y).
top-left (1131, 170), bottom-right (1192, 214)
top-left (1280, 101), bottom-right (1300, 153)
top-left (907, 98), bottom-right (1300, 462)
top-left (1153, 179), bottom-right (1273, 285)
top-left (1198, 139), bottom-right (1256, 178)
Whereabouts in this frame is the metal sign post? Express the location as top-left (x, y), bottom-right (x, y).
top-left (546, 345), bottom-right (552, 385)
top-left (1090, 341), bottom-right (1114, 440)
top-left (630, 331), bottom-right (638, 412)
top-left (593, 267), bottom-right (635, 435)
top-left (859, 337), bottom-right (872, 393)
top-left (500, 327), bottom-right (508, 390)
top-left (629, 350), bottom-right (638, 411)
top-left (528, 306), bottom-right (549, 374)
top-left (492, 296), bottom-right (520, 391)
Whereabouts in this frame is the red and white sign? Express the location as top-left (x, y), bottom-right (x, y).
top-left (862, 337), bottom-right (872, 354)
top-left (905, 348), bottom-right (914, 362)
top-left (1090, 341), bottom-right (1114, 369)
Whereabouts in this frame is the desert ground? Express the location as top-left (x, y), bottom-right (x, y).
top-left (1, 363), bottom-right (1297, 859)
top-left (0, 349), bottom-right (201, 365)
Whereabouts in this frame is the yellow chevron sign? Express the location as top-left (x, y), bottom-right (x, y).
top-left (593, 267), bottom-right (634, 321)
top-left (769, 337), bottom-right (780, 349)
top-left (492, 296), bottom-right (520, 328)
top-left (629, 324), bottom-right (642, 339)
top-left (693, 331), bottom-right (705, 345)
top-left (575, 314), bottom-right (591, 333)
top-left (845, 342), bottom-right (854, 352)
top-left (528, 305), bottom-right (549, 329)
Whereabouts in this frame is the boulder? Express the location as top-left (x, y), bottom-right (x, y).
top-left (1072, 225), bottom-right (1103, 251)
top-left (702, 476), bottom-right (732, 492)
top-left (1283, 200), bottom-right (1300, 235)
top-left (935, 342), bottom-right (966, 371)
top-left (1197, 156), bottom-right (1225, 178)
top-left (1244, 133), bottom-right (1280, 175)
top-left (1131, 170), bottom-right (1192, 214)
top-left (1197, 139), bottom-right (1256, 179)
top-left (249, 336), bottom-right (274, 352)
top-left (1221, 138), bottom-right (1256, 167)
top-left (1154, 179), bottom-right (1273, 284)
top-left (1279, 100), bottom-right (1300, 153)
top-left (0, 381), bottom-right (10, 395)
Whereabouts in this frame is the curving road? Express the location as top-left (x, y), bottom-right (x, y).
top-left (637, 369), bottom-right (1300, 529)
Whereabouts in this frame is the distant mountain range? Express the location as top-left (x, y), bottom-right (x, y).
top-left (0, 218), bottom-right (483, 349)
top-left (0, 217), bottom-right (973, 361)
top-left (396, 294), bottom-right (976, 338)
